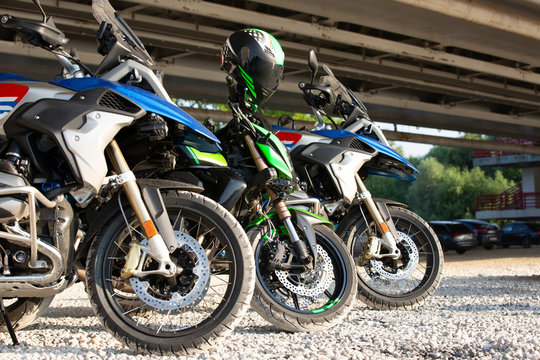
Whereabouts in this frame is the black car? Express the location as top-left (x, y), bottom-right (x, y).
top-left (500, 222), bottom-right (540, 248)
top-left (428, 221), bottom-right (478, 254)
top-left (454, 219), bottom-right (501, 249)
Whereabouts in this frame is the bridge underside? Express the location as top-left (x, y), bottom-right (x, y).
top-left (2, 0), bottom-right (540, 145)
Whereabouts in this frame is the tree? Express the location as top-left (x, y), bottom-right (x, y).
top-left (405, 157), bottom-right (513, 220)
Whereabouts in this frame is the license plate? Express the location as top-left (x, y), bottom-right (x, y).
top-left (489, 237), bottom-right (497, 241)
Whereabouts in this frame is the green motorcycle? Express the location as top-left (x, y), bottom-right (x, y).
top-left (170, 74), bottom-right (356, 331)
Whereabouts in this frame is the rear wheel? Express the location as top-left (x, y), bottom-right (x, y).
top-left (339, 206), bottom-right (443, 310)
top-left (0, 296), bottom-right (54, 331)
top-left (249, 222), bottom-right (356, 332)
top-left (86, 191), bottom-right (254, 355)
top-left (523, 237), bottom-right (532, 248)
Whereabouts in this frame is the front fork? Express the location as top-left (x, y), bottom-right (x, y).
top-left (244, 136), bottom-right (313, 265)
top-left (355, 174), bottom-right (401, 260)
top-left (106, 140), bottom-right (177, 279)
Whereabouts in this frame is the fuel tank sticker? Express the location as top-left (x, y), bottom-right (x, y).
top-left (0, 83), bottom-right (29, 120)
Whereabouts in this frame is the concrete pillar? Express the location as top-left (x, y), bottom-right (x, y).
top-left (521, 167), bottom-right (540, 193)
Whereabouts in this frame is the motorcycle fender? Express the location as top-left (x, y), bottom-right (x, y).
top-left (293, 208), bottom-right (335, 261)
top-left (336, 197), bottom-right (406, 238)
top-left (77, 178), bottom-right (202, 263)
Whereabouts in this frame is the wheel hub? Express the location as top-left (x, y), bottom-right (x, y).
top-left (130, 231), bottom-right (210, 311)
top-left (275, 244), bottom-right (333, 298)
top-left (369, 232), bottom-right (419, 280)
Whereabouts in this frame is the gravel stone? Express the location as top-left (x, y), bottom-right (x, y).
top-left (1, 246), bottom-right (539, 359)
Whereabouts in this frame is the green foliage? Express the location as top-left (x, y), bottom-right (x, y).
top-left (367, 156), bottom-right (514, 221)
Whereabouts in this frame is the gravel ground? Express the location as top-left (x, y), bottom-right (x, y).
top-left (1, 246), bottom-right (539, 359)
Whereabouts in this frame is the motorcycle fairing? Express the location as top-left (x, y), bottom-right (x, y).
top-left (313, 129), bottom-right (419, 176)
top-left (252, 123), bottom-right (294, 179)
top-left (50, 77), bottom-right (220, 145)
top-left (3, 88), bottom-right (142, 192)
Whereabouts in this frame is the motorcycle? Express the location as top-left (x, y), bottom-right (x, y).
top-left (0, 0), bottom-right (255, 355)
top-left (272, 51), bottom-right (444, 310)
top-left (160, 68), bottom-right (357, 331)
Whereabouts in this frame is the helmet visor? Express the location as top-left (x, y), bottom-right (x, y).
top-left (247, 56), bottom-right (283, 92)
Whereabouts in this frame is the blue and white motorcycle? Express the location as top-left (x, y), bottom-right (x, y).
top-left (274, 51), bottom-right (443, 310)
top-left (0, 0), bottom-right (254, 354)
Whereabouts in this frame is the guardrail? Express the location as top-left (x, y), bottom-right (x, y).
top-left (476, 191), bottom-right (540, 211)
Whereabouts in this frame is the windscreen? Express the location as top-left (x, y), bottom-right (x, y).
top-left (92, 0), bottom-right (154, 66)
top-left (319, 64), bottom-right (369, 116)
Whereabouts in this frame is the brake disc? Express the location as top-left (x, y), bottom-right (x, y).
top-left (129, 230), bottom-right (210, 311)
top-left (369, 231), bottom-right (419, 280)
top-left (275, 244), bottom-right (334, 299)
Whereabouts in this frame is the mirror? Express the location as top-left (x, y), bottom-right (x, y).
top-left (308, 49), bottom-right (318, 84)
top-left (32, 0), bottom-right (46, 23)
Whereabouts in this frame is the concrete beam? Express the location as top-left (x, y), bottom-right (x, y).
top-left (182, 108), bottom-right (540, 155)
top-left (393, 0), bottom-right (540, 41)
top-left (128, 0), bottom-right (540, 85)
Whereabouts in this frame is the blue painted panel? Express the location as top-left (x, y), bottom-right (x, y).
top-left (51, 77), bottom-right (220, 144)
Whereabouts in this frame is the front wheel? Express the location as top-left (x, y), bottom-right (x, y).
top-left (86, 191), bottom-right (255, 355)
top-left (339, 206), bottom-right (443, 310)
top-left (249, 222), bottom-right (356, 332)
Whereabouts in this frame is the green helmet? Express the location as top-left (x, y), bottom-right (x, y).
top-left (220, 29), bottom-right (285, 109)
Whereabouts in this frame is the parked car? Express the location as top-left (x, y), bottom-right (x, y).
top-left (500, 222), bottom-right (540, 248)
top-left (454, 219), bottom-right (501, 249)
top-left (428, 221), bottom-right (478, 254)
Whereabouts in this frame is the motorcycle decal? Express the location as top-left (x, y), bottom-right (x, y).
top-left (275, 131), bottom-right (302, 148)
top-left (0, 83), bottom-right (29, 120)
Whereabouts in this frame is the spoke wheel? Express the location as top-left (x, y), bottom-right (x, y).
top-left (339, 206), bottom-right (443, 310)
top-left (249, 222), bottom-right (356, 332)
top-left (0, 296), bottom-right (54, 332)
top-left (86, 191), bottom-right (254, 355)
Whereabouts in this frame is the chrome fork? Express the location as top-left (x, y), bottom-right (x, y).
top-left (106, 140), bottom-right (176, 278)
top-left (355, 174), bottom-right (401, 259)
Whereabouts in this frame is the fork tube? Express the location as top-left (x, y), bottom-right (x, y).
top-left (244, 135), bottom-right (311, 263)
top-left (106, 140), bottom-right (154, 233)
top-left (107, 140), bottom-right (175, 276)
top-left (355, 174), bottom-right (399, 256)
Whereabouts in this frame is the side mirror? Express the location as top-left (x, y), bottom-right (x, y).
top-left (32, 0), bottom-right (47, 23)
top-left (308, 49), bottom-right (318, 84)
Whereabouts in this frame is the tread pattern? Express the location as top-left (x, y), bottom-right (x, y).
top-left (249, 224), bottom-right (357, 332)
top-left (86, 191), bottom-right (255, 355)
top-left (341, 206), bottom-right (443, 311)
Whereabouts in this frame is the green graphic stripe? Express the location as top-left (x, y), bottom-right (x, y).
top-left (187, 147), bottom-right (228, 167)
top-left (186, 146), bottom-right (199, 164)
top-left (312, 298), bottom-right (340, 313)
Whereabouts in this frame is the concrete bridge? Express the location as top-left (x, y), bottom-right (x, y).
top-left (2, 0), bottom-right (540, 153)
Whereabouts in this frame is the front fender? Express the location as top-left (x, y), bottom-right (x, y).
top-left (336, 197), bottom-right (407, 237)
top-left (76, 178), bottom-right (203, 264)
top-left (247, 208), bottom-right (335, 260)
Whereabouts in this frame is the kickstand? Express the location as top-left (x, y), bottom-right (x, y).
top-left (0, 297), bottom-right (19, 345)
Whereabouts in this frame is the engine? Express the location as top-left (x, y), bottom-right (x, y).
top-left (0, 159), bottom-right (30, 223)
top-left (0, 151), bottom-right (76, 290)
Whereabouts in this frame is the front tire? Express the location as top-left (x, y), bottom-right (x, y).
top-left (86, 191), bottom-right (255, 355)
top-left (339, 206), bottom-right (443, 310)
top-left (249, 222), bottom-right (356, 332)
